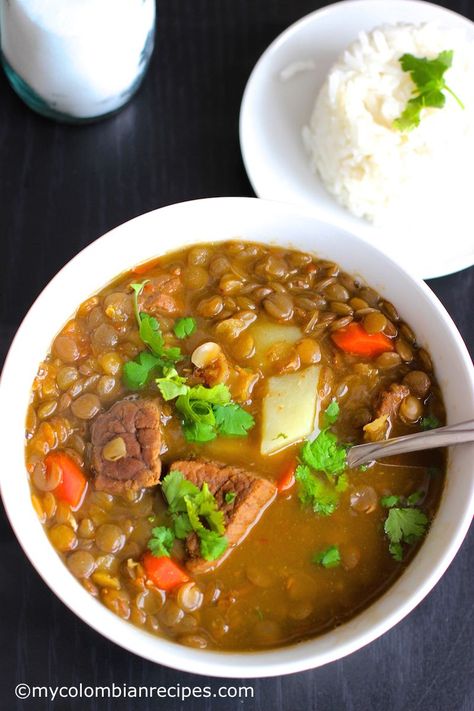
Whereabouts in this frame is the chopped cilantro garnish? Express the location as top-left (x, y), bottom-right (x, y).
top-left (381, 491), bottom-right (424, 508)
top-left (225, 491), bottom-right (237, 504)
top-left (384, 507), bottom-right (428, 561)
top-left (123, 281), bottom-right (183, 390)
top-left (273, 433), bottom-right (288, 441)
top-left (301, 430), bottom-right (347, 479)
top-left (295, 464), bottom-right (339, 516)
top-left (160, 470), bottom-right (228, 561)
top-left (394, 50), bottom-right (464, 132)
top-left (123, 351), bottom-right (162, 390)
top-left (407, 491), bottom-right (424, 505)
top-left (130, 281), bottom-right (149, 324)
top-left (323, 400), bottom-right (340, 426)
top-left (312, 545), bottom-right (341, 569)
top-left (295, 403), bottom-right (348, 517)
top-left (147, 526), bottom-right (175, 558)
top-left (381, 494), bottom-right (400, 509)
top-left (214, 403), bottom-right (255, 436)
top-left (359, 464), bottom-right (369, 472)
top-left (175, 383), bottom-right (254, 443)
top-left (420, 414), bottom-right (440, 431)
top-left (174, 317), bottom-right (197, 340)
top-left (155, 367), bottom-right (188, 400)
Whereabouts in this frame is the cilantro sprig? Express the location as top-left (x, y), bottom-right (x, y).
top-left (147, 525), bottom-right (175, 558)
top-left (123, 282), bottom-right (183, 389)
top-left (123, 282), bottom-right (254, 443)
top-left (381, 492), bottom-right (428, 561)
top-left (152, 469), bottom-right (228, 561)
top-left (174, 317), bottom-right (197, 340)
top-left (394, 50), bottom-right (464, 132)
top-left (312, 545), bottom-right (341, 569)
top-left (157, 377), bottom-right (255, 443)
top-left (295, 401), bottom-right (348, 516)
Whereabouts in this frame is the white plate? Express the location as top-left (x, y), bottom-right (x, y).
top-left (240, 0), bottom-right (474, 279)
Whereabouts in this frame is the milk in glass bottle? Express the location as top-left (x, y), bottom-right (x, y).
top-left (0, 0), bottom-right (156, 122)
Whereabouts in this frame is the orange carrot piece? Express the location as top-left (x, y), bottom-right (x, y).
top-left (142, 552), bottom-right (190, 591)
top-left (331, 322), bottom-right (394, 357)
top-left (132, 259), bottom-right (159, 275)
top-left (45, 451), bottom-right (88, 510)
top-left (277, 460), bottom-right (297, 493)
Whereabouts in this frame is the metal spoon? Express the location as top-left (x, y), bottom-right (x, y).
top-left (346, 419), bottom-right (474, 469)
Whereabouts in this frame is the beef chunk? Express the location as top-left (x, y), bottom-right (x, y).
top-left (376, 383), bottom-right (410, 420)
top-left (139, 274), bottom-right (183, 316)
top-left (91, 399), bottom-right (162, 494)
top-left (170, 459), bottom-right (276, 574)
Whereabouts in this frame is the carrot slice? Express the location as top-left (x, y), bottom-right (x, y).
top-left (142, 552), bottom-right (190, 591)
top-left (331, 322), bottom-right (394, 357)
top-left (45, 451), bottom-right (88, 510)
top-left (277, 459), bottom-right (297, 493)
top-left (132, 258), bottom-right (159, 275)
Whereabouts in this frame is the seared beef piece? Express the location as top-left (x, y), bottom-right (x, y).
top-left (91, 399), bottom-right (162, 494)
top-left (376, 383), bottom-right (410, 420)
top-left (139, 273), bottom-right (183, 316)
top-left (169, 459), bottom-right (277, 574)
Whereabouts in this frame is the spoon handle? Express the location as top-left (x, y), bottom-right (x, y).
top-left (346, 419), bottom-right (474, 469)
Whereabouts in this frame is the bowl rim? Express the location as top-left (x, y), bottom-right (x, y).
top-left (1, 196), bottom-right (473, 678)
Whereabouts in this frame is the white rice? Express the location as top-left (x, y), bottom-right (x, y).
top-left (303, 23), bottom-right (474, 225)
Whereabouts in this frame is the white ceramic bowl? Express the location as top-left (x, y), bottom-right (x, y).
top-left (1, 197), bottom-right (473, 677)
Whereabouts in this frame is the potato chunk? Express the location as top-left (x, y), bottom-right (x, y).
top-left (261, 366), bottom-right (321, 455)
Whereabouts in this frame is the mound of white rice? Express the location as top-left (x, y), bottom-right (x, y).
top-left (303, 23), bottom-right (474, 225)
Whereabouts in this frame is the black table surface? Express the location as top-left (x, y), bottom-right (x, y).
top-left (1, 2), bottom-right (473, 709)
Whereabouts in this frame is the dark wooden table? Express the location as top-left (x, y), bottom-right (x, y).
top-left (1, 2), bottom-right (473, 709)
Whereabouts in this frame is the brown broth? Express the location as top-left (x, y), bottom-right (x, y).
top-left (25, 241), bottom-right (445, 651)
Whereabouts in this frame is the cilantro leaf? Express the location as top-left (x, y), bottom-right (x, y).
top-left (130, 281), bottom-right (149, 325)
top-left (335, 472), bottom-right (348, 493)
top-left (323, 400), bottom-right (340, 426)
top-left (162, 470), bottom-right (199, 513)
top-left (225, 491), bottom-right (236, 504)
top-left (174, 317), bottom-right (197, 339)
top-left (176, 383), bottom-right (254, 443)
top-left (173, 512), bottom-right (193, 539)
top-left (394, 50), bottom-right (464, 132)
top-left (182, 420), bottom-right (217, 442)
top-left (214, 403), bottom-right (255, 437)
top-left (155, 368), bottom-right (188, 401)
top-left (420, 414), bottom-right (440, 431)
top-left (301, 430), bottom-right (347, 479)
top-left (197, 528), bottom-right (229, 560)
top-left (384, 507), bottom-right (428, 560)
top-left (185, 383), bottom-right (231, 406)
top-left (123, 294), bottom-right (183, 391)
top-left (407, 491), bottom-right (424, 506)
top-left (382, 491), bottom-right (424, 509)
top-left (138, 313), bottom-right (165, 357)
top-left (312, 545), bottom-right (341, 569)
top-left (160, 470), bottom-right (228, 561)
top-left (122, 351), bottom-right (161, 389)
top-left (295, 464), bottom-right (339, 516)
top-left (381, 494), bottom-right (400, 508)
top-left (147, 526), bottom-right (175, 558)
top-left (389, 542), bottom-right (403, 562)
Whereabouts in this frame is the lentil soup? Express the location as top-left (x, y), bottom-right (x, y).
top-left (25, 241), bottom-right (445, 651)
